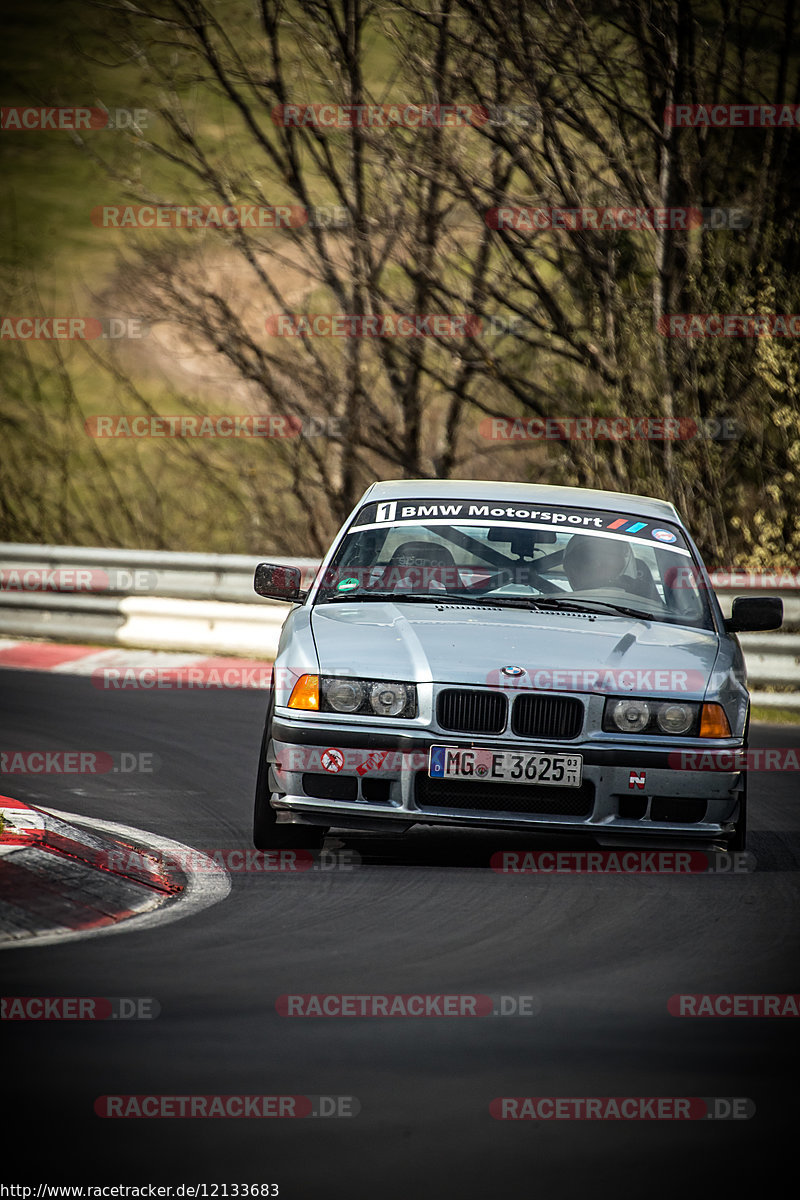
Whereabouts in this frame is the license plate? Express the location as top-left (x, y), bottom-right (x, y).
top-left (429, 746), bottom-right (582, 787)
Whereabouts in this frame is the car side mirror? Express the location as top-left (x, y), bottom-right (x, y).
top-left (254, 562), bottom-right (304, 602)
top-left (724, 596), bottom-right (783, 633)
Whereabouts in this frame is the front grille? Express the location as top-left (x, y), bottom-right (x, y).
top-left (437, 689), bottom-right (507, 734)
top-left (512, 693), bottom-right (584, 739)
top-left (415, 773), bottom-right (594, 816)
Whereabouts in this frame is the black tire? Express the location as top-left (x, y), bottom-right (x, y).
top-left (253, 691), bottom-right (328, 850)
top-left (726, 772), bottom-right (747, 853)
top-left (724, 710), bottom-right (749, 853)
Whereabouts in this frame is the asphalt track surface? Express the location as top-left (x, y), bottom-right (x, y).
top-left (2, 668), bottom-right (799, 1199)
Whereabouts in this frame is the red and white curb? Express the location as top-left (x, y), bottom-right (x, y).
top-left (0, 796), bottom-right (47, 853)
top-left (0, 796), bottom-right (179, 889)
top-left (0, 638), bottom-right (273, 686)
top-left (0, 797), bottom-right (230, 949)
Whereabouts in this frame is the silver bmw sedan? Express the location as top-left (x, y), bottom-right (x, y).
top-left (252, 480), bottom-right (782, 853)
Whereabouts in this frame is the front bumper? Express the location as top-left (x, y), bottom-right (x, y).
top-left (267, 715), bottom-right (744, 844)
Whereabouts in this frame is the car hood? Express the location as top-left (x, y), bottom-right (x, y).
top-left (309, 601), bottom-right (720, 699)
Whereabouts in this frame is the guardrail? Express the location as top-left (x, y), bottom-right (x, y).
top-left (0, 544), bottom-right (318, 659)
top-left (0, 544), bottom-right (798, 707)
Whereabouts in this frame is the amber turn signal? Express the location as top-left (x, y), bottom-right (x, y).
top-left (288, 674), bottom-right (320, 710)
top-left (699, 702), bottom-right (731, 737)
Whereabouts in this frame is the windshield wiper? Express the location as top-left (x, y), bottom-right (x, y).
top-left (318, 590), bottom-right (469, 604)
top-left (525, 597), bottom-right (654, 620)
top-left (318, 590), bottom-right (543, 608)
top-left (317, 590), bottom-right (654, 619)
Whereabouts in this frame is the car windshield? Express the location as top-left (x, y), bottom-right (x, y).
top-left (313, 499), bottom-right (715, 629)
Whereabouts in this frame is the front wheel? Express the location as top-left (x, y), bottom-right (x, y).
top-left (725, 716), bottom-right (749, 854)
top-left (725, 777), bottom-right (747, 853)
top-left (253, 696), bottom-right (328, 850)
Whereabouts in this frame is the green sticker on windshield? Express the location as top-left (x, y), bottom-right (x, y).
top-left (337, 577), bottom-right (360, 592)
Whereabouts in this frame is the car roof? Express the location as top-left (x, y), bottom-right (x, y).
top-left (357, 479), bottom-right (683, 524)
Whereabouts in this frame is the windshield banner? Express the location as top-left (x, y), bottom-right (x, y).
top-left (352, 499), bottom-right (688, 551)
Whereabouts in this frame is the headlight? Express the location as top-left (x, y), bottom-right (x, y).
top-left (319, 676), bottom-right (417, 719)
top-left (608, 699), bottom-right (651, 733)
top-left (657, 703), bottom-right (694, 734)
top-left (603, 697), bottom-right (701, 736)
top-left (369, 682), bottom-right (408, 717)
top-left (325, 678), bottom-right (366, 713)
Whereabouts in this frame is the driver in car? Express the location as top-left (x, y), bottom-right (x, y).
top-left (563, 533), bottom-right (659, 599)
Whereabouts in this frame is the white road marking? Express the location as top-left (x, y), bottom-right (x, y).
top-left (1, 808), bottom-right (231, 950)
